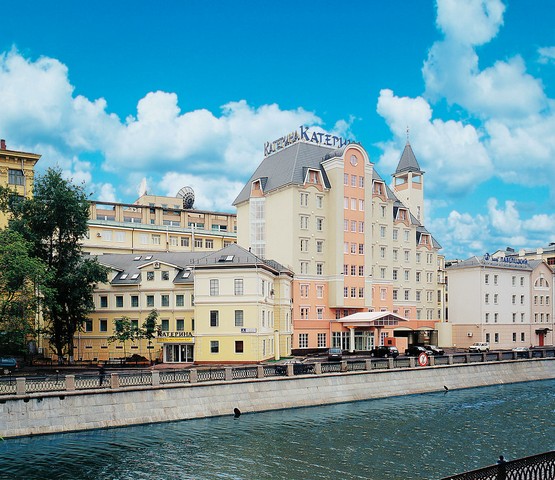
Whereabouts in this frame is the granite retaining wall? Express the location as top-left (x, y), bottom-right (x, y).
top-left (2, 358), bottom-right (554, 438)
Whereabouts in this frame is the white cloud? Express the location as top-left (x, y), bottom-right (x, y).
top-left (376, 89), bottom-right (492, 197)
top-left (487, 198), bottom-right (521, 235)
top-left (538, 46), bottom-right (555, 64)
top-left (436, 0), bottom-right (505, 46)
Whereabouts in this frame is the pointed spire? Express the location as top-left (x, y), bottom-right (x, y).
top-left (395, 137), bottom-right (423, 174)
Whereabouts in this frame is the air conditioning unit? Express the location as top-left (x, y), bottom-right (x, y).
top-left (467, 332), bottom-right (473, 337)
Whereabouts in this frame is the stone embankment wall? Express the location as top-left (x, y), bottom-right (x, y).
top-left (2, 359), bottom-right (554, 438)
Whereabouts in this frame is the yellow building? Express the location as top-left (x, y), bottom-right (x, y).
top-left (84, 193), bottom-right (237, 255)
top-left (69, 244), bottom-right (293, 364)
top-left (0, 139), bottom-right (41, 228)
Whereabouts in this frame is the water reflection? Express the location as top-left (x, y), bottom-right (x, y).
top-left (1, 379), bottom-right (554, 480)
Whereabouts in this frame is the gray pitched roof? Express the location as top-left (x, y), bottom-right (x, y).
top-left (395, 142), bottom-right (423, 174)
top-left (446, 255), bottom-right (532, 271)
top-left (233, 142), bottom-right (336, 206)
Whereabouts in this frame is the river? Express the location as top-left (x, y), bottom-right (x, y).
top-left (1, 379), bottom-right (554, 480)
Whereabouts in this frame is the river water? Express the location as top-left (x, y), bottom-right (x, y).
top-left (1, 379), bottom-right (554, 480)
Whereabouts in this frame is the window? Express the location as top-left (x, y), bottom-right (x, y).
top-left (359, 176), bottom-right (364, 188)
top-left (8, 169), bottom-right (25, 186)
top-left (316, 240), bottom-right (324, 253)
top-left (99, 319), bottom-right (108, 332)
top-left (380, 246), bottom-right (386, 259)
top-left (205, 239), bottom-right (213, 249)
top-left (404, 290), bottom-right (410, 301)
top-left (521, 332), bottom-right (525, 342)
top-left (392, 229), bottom-right (398, 241)
top-left (359, 199), bottom-right (364, 211)
top-left (235, 310), bottom-right (244, 327)
top-left (176, 294), bottom-right (184, 307)
top-left (235, 341), bottom-right (244, 353)
top-left (147, 271), bottom-right (154, 281)
top-left (210, 341), bottom-right (219, 353)
top-left (146, 295), bottom-right (154, 307)
top-left (351, 198), bottom-right (356, 210)
top-left (344, 287), bottom-right (348, 298)
top-left (520, 277), bottom-right (524, 286)
top-left (210, 279), bottom-right (219, 296)
top-left (494, 313), bottom-right (498, 323)
top-left (161, 319), bottom-right (169, 331)
top-left (85, 320), bottom-right (93, 332)
top-left (300, 307), bottom-right (309, 319)
top-left (344, 173), bottom-right (349, 185)
top-left (317, 307), bottom-right (324, 320)
top-left (318, 332), bottom-right (326, 347)
top-left (520, 295), bottom-right (524, 305)
top-left (234, 278), bottom-right (244, 295)
top-left (393, 249), bottom-right (398, 261)
top-left (494, 275), bottom-right (498, 285)
top-left (380, 288), bottom-right (386, 300)
top-left (152, 234), bottom-right (161, 245)
top-left (494, 294), bottom-right (498, 304)
top-left (380, 268), bottom-right (386, 279)
top-left (316, 195), bottom-right (323, 208)
top-left (300, 216), bottom-right (308, 229)
top-left (359, 244), bottom-right (364, 255)
top-left (404, 250), bottom-right (410, 262)
top-left (116, 296), bottom-right (124, 308)
top-left (512, 313), bottom-right (516, 323)
top-left (485, 313), bottom-right (489, 323)
top-left (416, 271), bottom-right (421, 282)
top-left (494, 333), bottom-right (499, 343)
top-left (512, 295), bottom-right (516, 305)
top-left (393, 290), bottom-right (398, 300)
top-left (316, 263), bottom-right (323, 275)
top-left (343, 264), bottom-right (349, 275)
top-left (298, 333), bottom-right (308, 348)
top-left (359, 266), bottom-right (364, 276)
top-left (485, 333), bottom-right (490, 343)
top-left (181, 237), bottom-right (190, 247)
top-left (512, 276), bottom-right (516, 286)
top-left (351, 220), bottom-right (357, 232)
top-left (404, 270), bottom-right (410, 281)
top-left (300, 284), bottom-right (309, 297)
top-left (359, 221), bottom-right (364, 233)
top-left (210, 310), bottom-right (219, 327)
top-left (161, 295), bottom-right (170, 307)
top-left (416, 291), bottom-right (421, 301)
top-left (162, 271), bottom-right (169, 280)
top-left (300, 238), bottom-right (308, 252)
top-left (100, 296), bottom-right (108, 308)
top-left (485, 294), bottom-right (489, 304)
top-left (300, 262), bottom-right (308, 274)
top-left (485, 274), bottom-right (490, 284)
top-left (300, 192), bottom-right (308, 206)
top-left (393, 269), bottom-right (398, 280)
top-left (131, 295), bottom-right (139, 308)
top-left (316, 218), bottom-right (323, 231)
top-left (195, 239), bottom-right (203, 248)
top-left (316, 285), bottom-right (324, 298)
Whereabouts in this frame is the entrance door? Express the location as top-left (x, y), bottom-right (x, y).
top-left (164, 344), bottom-right (194, 363)
top-left (539, 333), bottom-right (545, 347)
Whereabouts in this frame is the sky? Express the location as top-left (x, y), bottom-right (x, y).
top-left (1, 0), bottom-right (555, 260)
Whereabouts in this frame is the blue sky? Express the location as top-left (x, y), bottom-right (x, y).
top-left (1, 0), bottom-right (555, 259)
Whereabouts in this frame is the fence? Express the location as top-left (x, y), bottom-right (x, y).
top-left (441, 450), bottom-right (555, 480)
top-left (1, 348), bottom-right (554, 397)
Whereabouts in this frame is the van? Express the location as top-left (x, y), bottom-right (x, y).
top-left (469, 342), bottom-right (490, 352)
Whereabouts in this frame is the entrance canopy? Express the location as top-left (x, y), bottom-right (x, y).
top-left (335, 311), bottom-right (408, 328)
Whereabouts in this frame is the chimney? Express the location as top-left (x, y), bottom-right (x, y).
top-left (0, 139), bottom-right (5, 150)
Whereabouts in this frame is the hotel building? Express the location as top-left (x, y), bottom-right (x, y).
top-left (69, 244), bottom-right (293, 364)
top-left (0, 139), bottom-right (40, 228)
top-left (233, 128), bottom-right (444, 353)
top-left (446, 253), bottom-right (554, 349)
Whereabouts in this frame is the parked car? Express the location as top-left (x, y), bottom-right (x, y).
top-left (405, 346), bottom-right (428, 357)
top-left (327, 348), bottom-right (343, 361)
top-left (0, 357), bottom-right (18, 373)
top-left (512, 346), bottom-right (530, 358)
top-left (370, 346), bottom-right (399, 358)
top-left (469, 342), bottom-right (490, 353)
top-left (424, 345), bottom-right (444, 356)
top-left (274, 361), bottom-right (315, 375)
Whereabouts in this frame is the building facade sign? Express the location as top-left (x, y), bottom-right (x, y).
top-left (483, 253), bottom-right (528, 267)
top-left (264, 125), bottom-right (354, 157)
top-left (157, 331), bottom-right (194, 343)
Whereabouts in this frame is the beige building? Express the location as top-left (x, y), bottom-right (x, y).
top-left (0, 139), bottom-right (40, 228)
top-left (69, 244), bottom-right (293, 364)
top-left (233, 128), bottom-right (444, 353)
top-left (84, 192), bottom-right (237, 255)
top-left (446, 254), bottom-right (554, 349)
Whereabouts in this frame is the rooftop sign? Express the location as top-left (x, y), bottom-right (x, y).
top-left (483, 253), bottom-right (528, 266)
top-left (264, 125), bottom-right (355, 157)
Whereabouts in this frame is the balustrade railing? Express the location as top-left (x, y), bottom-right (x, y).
top-left (1, 348), bottom-right (553, 397)
top-left (441, 450), bottom-right (555, 480)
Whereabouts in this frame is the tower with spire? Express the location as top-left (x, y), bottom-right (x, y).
top-left (392, 136), bottom-right (425, 224)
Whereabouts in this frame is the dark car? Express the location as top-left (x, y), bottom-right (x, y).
top-left (327, 348), bottom-right (343, 361)
top-left (405, 346), bottom-right (429, 357)
top-left (370, 346), bottom-right (399, 358)
top-left (0, 357), bottom-right (18, 373)
top-left (275, 362), bottom-right (315, 375)
top-left (424, 345), bottom-right (444, 356)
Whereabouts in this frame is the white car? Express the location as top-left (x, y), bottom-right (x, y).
top-left (469, 342), bottom-right (490, 352)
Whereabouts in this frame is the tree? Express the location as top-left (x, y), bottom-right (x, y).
top-left (0, 230), bottom-right (49, 355)
top-left (108, 316), bottom-right (136, 359)
top-left (139, 309), bottom-right (159, 363)
top-left (1, 168), bottom-right (108, 363)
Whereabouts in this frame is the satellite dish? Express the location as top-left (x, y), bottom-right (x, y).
top-left (177, 186), bottom-right (195, 209)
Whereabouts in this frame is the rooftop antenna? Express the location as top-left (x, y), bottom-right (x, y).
top-left (406, 125), bottom-right (410, 144)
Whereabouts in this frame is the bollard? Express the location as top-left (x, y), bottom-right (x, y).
top-left (16, 377), bottom-right (26, 395)
top-left (151, 371), bottom-right (160, 387)
top-left (257, 365), bottom-right (264, 378)
top-left (189, 369), bottom-right (198, 383)
top-left (110, 373), bottom-right (120, 389)
top-left (65, 375), bottom-right (75, 391)
top-left (225, 367), bottom-right (233, 382)
top-left (314, 362), bottom-right (322, 375)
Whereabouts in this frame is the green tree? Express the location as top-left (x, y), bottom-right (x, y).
top-left (108, 316), bottom-right (137, 359)
top-left (1, 168), bottom-right (107, 363)
top-left (0, 230), bottom-right (49, 355)
top-left (139, 309), bottom-right (159, 362)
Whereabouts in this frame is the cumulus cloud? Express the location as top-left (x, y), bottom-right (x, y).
top-left (538, 46), bottom-right (555, 64)
top-left (0, 49), bottom-right (330, 211)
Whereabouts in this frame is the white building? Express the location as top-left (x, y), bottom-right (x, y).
top-left (446, 254), bottom-right (554, 349)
